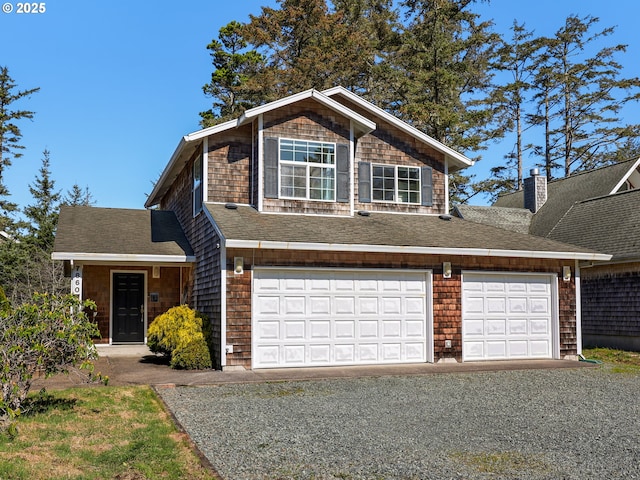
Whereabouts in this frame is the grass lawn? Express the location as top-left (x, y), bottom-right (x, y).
top-left (582, 347), bottom-right (640, 373)
top-left (0, 386), bottom-right (218, 480)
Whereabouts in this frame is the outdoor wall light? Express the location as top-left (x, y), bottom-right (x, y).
top-left (152, 266), bottom-right (160, 278)
top-left (563, 266), bottom-right (571, 282)
top-left (443, 262), bottom-right (452, 279)
top-left (234, 257), bottom-right (244, 275)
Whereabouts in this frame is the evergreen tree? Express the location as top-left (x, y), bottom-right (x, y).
top-left (0, 67), bottom-right (39, 229)
top-left (62, 183), bottom-right (95, 206)
top-left (488, 21), bottom-right (537, 192)
top-left (200, 21), bottom-right (267, 127)
top-left (23, 149), bottom-right (60, 252)
top-left (530, 16), bottom-right (640, 177)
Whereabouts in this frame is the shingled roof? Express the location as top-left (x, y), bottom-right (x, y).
top-left (53, 206), bottom-right (194, 262)
top-left (206, 203), bottom-right (608, 261)
top-left (494, 159), bottom-right (639, 236)
top-left (548, 189), bottom-right (640, 262)
top-left (452, 205), bottom-right (533, 235)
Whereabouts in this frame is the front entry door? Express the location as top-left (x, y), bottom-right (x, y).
top-left (112, 272), bottom-right (145, 343)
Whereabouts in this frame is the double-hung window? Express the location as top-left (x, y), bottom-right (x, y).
top-left (372, 164), bottom-right (421, 204)
top-left (279, 139), bottom-right (336, 201)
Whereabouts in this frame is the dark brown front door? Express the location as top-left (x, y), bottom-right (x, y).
top-left (112, 272), bottom-right (145, 343)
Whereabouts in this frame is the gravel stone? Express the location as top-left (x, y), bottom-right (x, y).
top-left (157, 368), bottom-right (640, 479)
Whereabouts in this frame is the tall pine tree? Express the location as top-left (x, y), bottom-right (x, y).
top-left (0, 67), bottom-right (39, 230)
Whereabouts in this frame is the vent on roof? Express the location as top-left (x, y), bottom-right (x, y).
top-left (225, 203), bottom-right (238, 210)
top-left (439, 214), bottom-right (452, 221)
top-left (357, 210), bottom-right (370, 217)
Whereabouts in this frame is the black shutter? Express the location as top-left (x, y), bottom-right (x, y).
top-left (358, 162), bottom-right (371, 203)
top-left (421, 165), bottom-right (433, 207)
top-left (336, 144), bottom-right (350, 203)
top-left (264, 137), bottom-right (278, 199)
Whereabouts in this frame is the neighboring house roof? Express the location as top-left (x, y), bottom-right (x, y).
top-left (548, 188), bottom-right (640, 262)
top-left (145, 87), bottom-right (474, 209)
top-left (205, 203), bottom-right (608, 261)
top-left (52, 206), bottom-right (195, 262)
top-left (494, 159), bottom-right (640, 237)
top-left (452, 205), bottom-right (532, 235)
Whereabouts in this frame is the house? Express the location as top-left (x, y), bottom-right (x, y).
top-left (455, 158), bottom-right (640, 351)
top-left (52, 87), bottom-right (609, 370)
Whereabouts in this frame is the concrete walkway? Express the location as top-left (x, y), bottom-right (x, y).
top-left (32, 344), bottom-right (598, 390)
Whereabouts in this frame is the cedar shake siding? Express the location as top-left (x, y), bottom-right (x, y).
top-left (261, 101), bottom-right (352, 215)
top-left (82, 265), bottom-right (187, 343)
top-left (335, 96), bottom-right (445, 214)
top-left (207, 125), bottom-right (253, 205)
top-left (223, 249), bottom-right (577, 369)
top-left (581, 263), bottom-right (640, 351)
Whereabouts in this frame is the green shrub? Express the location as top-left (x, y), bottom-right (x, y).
top-left (148, 305), bottom-right (212, 369)
top-left (171, 335), bottom-right (211, 369)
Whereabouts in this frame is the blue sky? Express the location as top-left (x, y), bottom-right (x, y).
top-left (2, 0), bottom-right (639, 211)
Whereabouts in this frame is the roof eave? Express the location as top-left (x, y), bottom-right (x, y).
top-left (145, 119), bottom-right (240, 208)
top-left (322, 86), bottom-right (474, 171)
top-left (237, 88), bottom-right (376, 137)
top-left (51, 252), bottom-right (196, 263)
top-left (224, 239), bottom-right (611, 262)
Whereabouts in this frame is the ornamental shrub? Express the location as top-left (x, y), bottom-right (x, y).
top-left (0, 293), bottom-right (100, 434)
top-left (147, 305), bottom-right (211, 369)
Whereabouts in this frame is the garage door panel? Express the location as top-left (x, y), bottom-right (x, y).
top-left (382, 320), bottom-right (402, 337)
top-left (284, 321), bottom-right (304, 339)
top-left (256, 296), bottom-right (279, 315)
top-left (255, 345), bottom-right (279, 365)
top-left (284, 345), bottom-right (305, 364)
top-left (508, 319), bottom-right (527, 335)
top-left (253, 269), bottom-right (430, 368)
top-left (310, 345), bottom-right (330, 362)
top-left (486, 341), bottom-right (507, 358)
top-left (335, 297), bottom-right (355, 315)
top-left (463, 273), bottom-right (554, 361)
top-left (335, 320), bottom-right (355, 338)
top-left (359, 320), bottom-right (378, 338)
top-left (406, 320), bottom-right (424, 337)
top-left (406, 342), bottom-right (425, 360)
top-left (335, 344), bottom-right (355, 362)
top-left (359, 297), bottom-right (378, 314)
top-left (310, 296), bottom-right (331, 315)
top-left (486, 319), bottom-right (506, 335)
top-left (309, 321), bottom-right (330, 339)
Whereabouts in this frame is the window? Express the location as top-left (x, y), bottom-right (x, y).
top-left (279, 139), bottom-right (336, 201)
top-left (193, 156), bottom-right (202, 215)
top-left (372, 164), bottom-right (421, 204)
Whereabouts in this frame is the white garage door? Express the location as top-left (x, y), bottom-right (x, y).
top-left (252, 268), bottom-right (430, 368)
top-left (462, 273), bottom-right (556, 361)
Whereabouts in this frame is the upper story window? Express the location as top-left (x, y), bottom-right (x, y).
top-left (372, 164), bottom-right (421, 204)
top-left (193, 156), bottom-right (203, 216)
top-left (358, 161), bottom-right (433, 207)
top-left (279, 139), bottom-right (336, 201)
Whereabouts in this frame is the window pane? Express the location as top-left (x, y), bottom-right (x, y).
top-left (279, 139), bottom-right (336, 200)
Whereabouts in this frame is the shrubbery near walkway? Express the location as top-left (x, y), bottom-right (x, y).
top-left (147, 305), bottom-right (212, 369)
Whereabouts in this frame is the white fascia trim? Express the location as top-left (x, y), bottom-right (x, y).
top-left (239, 89), bottom-right (376, 136)
top-left (51, 252), bottom-right (196, 263)
top-left (610, 156), bottom-right (640, 194)
top-left (322, 86), bottom-right (473, 171)
top-left (224, 239), bottom-right (612, 261)
top-left (145, 119), bottom-right (239, 208)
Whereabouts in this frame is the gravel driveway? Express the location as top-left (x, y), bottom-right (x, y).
top-left (158, 367), bottom-right (640, 479)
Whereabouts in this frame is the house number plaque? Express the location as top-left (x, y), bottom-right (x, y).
top-left (71, 266), bottom-right (82, 297)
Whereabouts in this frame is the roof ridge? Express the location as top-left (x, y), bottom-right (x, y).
top-left (577, 186), bottom-right (640, 205)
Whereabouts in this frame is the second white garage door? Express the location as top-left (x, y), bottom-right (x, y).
top-left (462, 273), bottom-right (557, 361)
top-left (252, 268), bottom-right (431, 368)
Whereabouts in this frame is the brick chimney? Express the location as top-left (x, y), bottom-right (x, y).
top-left (523, 168), bottom-right (547, 213)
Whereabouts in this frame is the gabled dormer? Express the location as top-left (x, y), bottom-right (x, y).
top-left (145, 87), bottom-right (473, 219)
